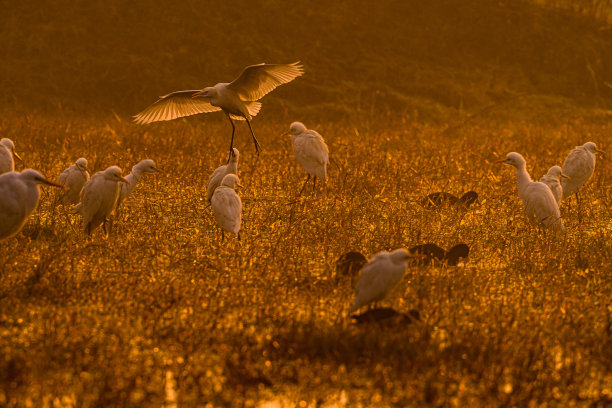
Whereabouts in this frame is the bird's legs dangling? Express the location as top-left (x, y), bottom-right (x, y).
top-left (245, 119), bottom-right (262, 154)
top-left (226, 116), bottom-right (236, 163)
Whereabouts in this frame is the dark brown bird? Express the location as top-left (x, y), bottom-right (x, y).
top-left (408, 243), bottom-right (469, 266)
top-left (335, 251), bottom-right (367, 282)
top-left (421, 191), bottom-right (478, 209)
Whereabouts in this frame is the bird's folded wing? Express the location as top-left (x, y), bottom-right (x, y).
top-left (133, 90), bottom-right (222, 124)
top-left (227, 62), bottom-right (304, 101)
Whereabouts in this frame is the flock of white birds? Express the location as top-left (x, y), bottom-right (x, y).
top-left (0, 61), bottom-right (605, 316)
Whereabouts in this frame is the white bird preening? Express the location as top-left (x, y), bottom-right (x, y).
top-left (0, 138), bottom-right (23, 174)
top-left (283, 122), bottom-right (329, 193)
top-left (561, 142), bottom-right (604, 201)
top-left (496, 152), bottom-right (563, 231)
top-left (57, 158), bottom-right (90, 205)
top-left (207, 148), bottom-right (239, 203)
top-left (134, 62), bottom-right (304, 158)
top-left (350, 248), bottom-right (415, 313)
top-left (0, 169), bottom-right (67, 241)
top-left (74, 166), bottom-right (129, 235)
top-left (539, 165), bottom-right (568, 205)
top-left (211, 174), bottom-right (242, 239)
top-left (117, 159), bottom-right (160, 208)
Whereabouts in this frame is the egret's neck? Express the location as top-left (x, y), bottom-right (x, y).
top-left (514, 164), bottom-right (532, 192)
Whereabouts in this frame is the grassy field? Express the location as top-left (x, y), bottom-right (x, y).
top-left (2, 0), bottom-right (612, 406)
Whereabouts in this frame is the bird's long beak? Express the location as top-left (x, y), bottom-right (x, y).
top-left (561, 173), bottom-right (570, 179)
top-left (13, 151), bottom-right (23, 162)
top-left (120, 177), bottom-right (130, 184)
top-left (280, 131), bottom-right (290, 137)
top-left (44, 179), bottom-right (69, 189)
top-left (493, 159), bottom-right (506, 164)
top-left (596, 148), bottom-right (606, 156)
top-left (236, 183), bottom-right (244, 188)
top-left (153, 167), bottom-right (161, 173)
top-left (192, 90), bottom-right (205, 98)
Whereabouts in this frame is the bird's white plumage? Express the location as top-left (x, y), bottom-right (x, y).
top-left (117, 159), bottom-right (159, 207)
top-left (133, 62), bottom-right (303, 125)
top-left (0, 138), bottom-right (19, 174)
top-left (211, 174), bottom-right (242, 235)
top-left (561, 142), bottom-right (600, 199)
top-left (350, 249), bottom-right (412, 313)
top-left (207, 148), bottom-right (239, 202)
top-left (499, 152), bottom-right (563, 231)
top-left (288, 122), bottom-right (329, 180)
top-left (57, 158), bottom-right (90, 205)
top-left (539, 165), bottom-right (564, 205)
top-left (77, 166), bottom-right (128, 234)
top-left (0, 169), bottom-right (65, 240)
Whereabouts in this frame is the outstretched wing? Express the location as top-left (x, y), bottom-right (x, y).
top-left (133, 90), bottom-right (222, 124)
top-left (227, 62), bottom-right (304, 101)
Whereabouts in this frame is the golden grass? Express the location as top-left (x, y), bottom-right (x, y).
top-left (1, 111), bottom-right (611, 406)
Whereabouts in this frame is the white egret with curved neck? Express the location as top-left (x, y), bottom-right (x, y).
top-left (0, 169), bottom-right (67, 241)
top-left (57, 158), bottom-right (90, 205)
top-left (0, 138), bottom-right (23, 174)
top-left (496, 152), bottom-right (563, 231)
top-left (211, 174), bottom-right (242, 239)
top-left (74, 166), bottom-right (129, 235)
top-left (283, 121), bottom-right (329, 194)
top-left (134, 62), bottom-right (304, 158)
top-left (539, 165), bottom-right (568, 205)
top-left (117, 159), bottom-right (159, 208)
top-left (350, 249), bottom-right (415, 313)
top-left (207, 148), bottom-right (239, 203)
top-left (561, 142), bottom-right (604, 201)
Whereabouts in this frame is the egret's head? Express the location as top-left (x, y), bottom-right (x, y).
top-left (584, 142), bottom-right (604, 155)
top-left (496, 152), bottom-right (526, 168)
top-left (0, 138), bottom-right (22, 161)
top-left (20, 169), bottom-right (68, 189)
top-left (193, 87), bottom-right (216, 99)
top-left (104, 166), bottom-right (129, 184)
top-left (220, 173), bottom-right (242, 189)
top-left (289, 122), bottom-right (306, 135)
top-left (389, 248), bottom-right (412, 264)
top-left (75, 158), bottom-right (88, 171)
top-left (546, 165), bottom-right (568, 180)
top-left (135, 159), bottom-right (159, 174)
top-left (229, 148), bottom-right (240, 163)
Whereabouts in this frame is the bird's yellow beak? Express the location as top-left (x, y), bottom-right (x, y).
top-left (44, 179), bottom-right (69, 189)
top-left (236, 182), bottom-right (243, 188)
top-left (561, 173), bottom-right (570, 179)
top-left (280, 131), bottom-right (291, 137)
top-left (120, 177), bottom-right (130, 184)
top-left (13, 151), bottom-right (23, 162)
top-left (153, 167), bottom-right (161, 173)
top-left (192, 90), bottom-right (205, 98)
top-left (596, 148), bottom-right (606, 156)
top-left (493, 159), bottom-right (506, 164)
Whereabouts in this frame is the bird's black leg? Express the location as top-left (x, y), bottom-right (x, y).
top-left (226, 116), bottom-right (236, 163)
top-left (299, 174), bottom-right (311, 195)
top-left (313, 177), bottom-right (317, 193)
top-left (245, 119), bottom-right (262, 154)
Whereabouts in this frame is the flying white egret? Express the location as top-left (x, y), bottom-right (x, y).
top-left (211, 174), bottom-right (242, 238)
top-left (117, 159), bottom-right (159, 208)
top-left (74, 166), bottom-right (129, 235)
top-left (283, 122), bottom-right (329, 193)
top-left (57, 158), bottom-right (90, 205)
top-left (0, 138), bottom-right (23, 174)
top-left (496, 152), bottom-right (563, 231)
top-left (561, 142), bottom-right (604, 201)
top-left (207, 148), bottom-right (239, 203)
top-left (408, 243), bottom-right (470, 266)
top-left (421, 191), bottom-right (478, 209)
top-left (134, 62), bottom-right (304, 157)
top-left (350, 248), bottom-right (415, 313)
top-left (539, 165), bottom-right (568, 205)
top-left (0, 169), bottom-right (67, 241)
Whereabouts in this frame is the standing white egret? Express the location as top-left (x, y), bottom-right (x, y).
top-left (57, 158), bottom-right (90, 205)
top-left (496, 152), bottom-right (563, 231)
top-left (350, 248), bottom-right (414, 313)
top-left (207, 148), bottom-right (239, 203)
top-left (75, 166), bottom-right (129, 235)
top-left (0, 169), bottom-right (67, 241)
top-left (134, 62), bottom-right (304, 157)
top-left (283, 122), bottom-right (329, 193)
top-left (117, 159), bottom-right (159, 208)
top-left (0, 138), bottom-right (23, 174)
top-left (211, 174), bottom-right (242, 238)
top-left (561, 142), bottom-right (604, 201)
top-left (539, 165), bottom-right (568, 205)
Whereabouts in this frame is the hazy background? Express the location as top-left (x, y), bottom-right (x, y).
top-left (2, 0), bottom-right (612, 123)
